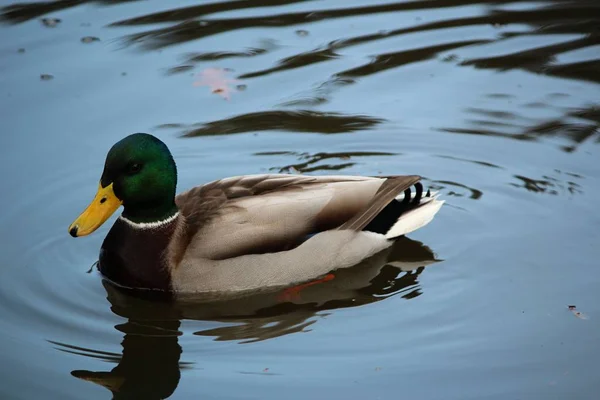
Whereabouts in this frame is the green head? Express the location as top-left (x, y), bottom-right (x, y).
top-left (69, 133), bottom-right (178, 237)
top-left (103, 133), bottom-right (178, 221)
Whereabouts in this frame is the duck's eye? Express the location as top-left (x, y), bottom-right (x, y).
top-left (128, 163), bottom-right (142, 174)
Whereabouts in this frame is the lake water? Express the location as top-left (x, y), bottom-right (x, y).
top-left (1, 0), bottom-right (599, 399)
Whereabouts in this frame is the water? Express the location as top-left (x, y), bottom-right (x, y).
top-left (1, 0), bottom-right (599, 398)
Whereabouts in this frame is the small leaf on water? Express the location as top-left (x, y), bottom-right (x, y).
top-left (194, 68), bottom-right (239, 100)
top-left (41, 18), bottom-right (61, 28)
top-left (81, 36), bottom-right (100, 44)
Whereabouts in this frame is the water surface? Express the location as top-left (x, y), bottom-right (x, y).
top-left (1, 0), bottom-right (599, 399)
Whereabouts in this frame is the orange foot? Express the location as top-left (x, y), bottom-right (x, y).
top-left (278, 273), bottom-right (335, 302)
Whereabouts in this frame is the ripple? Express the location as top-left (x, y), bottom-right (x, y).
top-left (179, 110), bottom-right (385, 137)
top-left (511, 173), bottom-right (583, 195)
top-left (36, 236), bottom-right (442, 397)
top-left (239, 47), bottom-right (341, 79)
top-left (440, 97), bottom-right (600, 151)
top-left (109, 0), bottom-right (312, 27)
top-left (256, 150), bottom-right (397, 173)
top-left (0, 0), bottom-right (137, 24)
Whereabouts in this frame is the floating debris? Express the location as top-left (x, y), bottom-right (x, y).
top-left (40, 74), bottom-right (54, 81)
top-left (236, 84), bottom-right (247, 91)
top-left (81, 36), bottom-right (100, 44)
top-left (41, 18), bottom-right (61, 28)
top-left (295, 29), bottom-right (309, 37)
top-left (17, 48), bottom-right (25, 53)
top-left (568, 305), bottom-right (589, 320)
top-left (194, 68), bottom-right (239, 100)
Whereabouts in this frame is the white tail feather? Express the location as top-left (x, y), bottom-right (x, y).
top-left (385, 198), bottom-right (444, 239)
top-left (395, 190), bottom-right (439, 201)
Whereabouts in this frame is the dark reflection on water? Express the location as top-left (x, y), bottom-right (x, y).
top-left (52, 238), bottom-right (436, 399)
top-left (237, 38), bottom-right (492, 83)
top-left (461, 35), bottom-right (600, 82)
top-left (337, 40), bottom-right (491, 78)
top-left (179, 110), bottom-right (384, 137)
top-left (511, 173), bottom-right (583, 195)
top-left (0, 0), bottom-right (142, 23)
top-left (111, 2), bottom-right (475, 50)
top-left (110, 0), bottom-right (313, 27)
top-left (239, 47), bottom-right (342, 79)
top-left (441, 104), bottom-right (600, 151)
top-left (430, 180), bottom-right (483, 200)
top-left (164, 65), bottom-right (194, 76)
top-left (184, 38), bottom-right (277, 63)
top-left (59, 319), bottom-right (184, 400)
top-left (84, 0), bottom-right (600, 90)
top-left (436, 155), bottom-right (503, 170)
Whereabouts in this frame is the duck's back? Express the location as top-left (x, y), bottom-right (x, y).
top-left (175, 174), bottom-right (387, 261)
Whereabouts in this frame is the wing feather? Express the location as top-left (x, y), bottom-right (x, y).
top-left (173, 174), bottom-right (421, 262)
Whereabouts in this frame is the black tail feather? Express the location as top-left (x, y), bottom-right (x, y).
top-left (363, 183), bottom-right (423, 235)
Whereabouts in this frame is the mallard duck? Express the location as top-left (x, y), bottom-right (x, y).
top-left (69, 133), bottom-right (443, 294)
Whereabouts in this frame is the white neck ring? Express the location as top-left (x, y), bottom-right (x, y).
top-left (118, 211), bottom-right (179, 230)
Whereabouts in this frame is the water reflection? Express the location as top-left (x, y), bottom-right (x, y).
top-left (55, 320), bottom-right (184, 400)
top-left (177, 110), bottom-right (384, 137)
top-left (3, 0), bottom-right (598, 88)
top-left (429, 180), bottom-right (483, 200)
top-left (441, 104), bottom-right (600, 151)
top-left (2, 0), bottom-right (599, 398)
top-left (336, 40), bottom-right (490, 78)
top-left (239, 47), bottom-right (341, 79)
top-left (511, 173), bottom-right (583, 195)
top-left (3, 0), bottom-right (597, 152)
top-left (54, 237), bottom-right (437, 398)
top-left (110, 0), bottom-right (312, 27)
top-left (0, 0), bottom-right (142, 23)
top-left (86, 0), bottom-right (600, 91)
top-left (184, 38), bottom-right (278, 64)
top-left (462, 35), bottom-right (600, 84)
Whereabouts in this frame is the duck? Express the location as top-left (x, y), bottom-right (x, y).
top-left (68, 133), bottom-right (443, 295)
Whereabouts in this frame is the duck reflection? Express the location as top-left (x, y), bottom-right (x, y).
top-left (58, 236), bottom-right (438, 399)
top-left (70, 320), bottom-right (184, 400)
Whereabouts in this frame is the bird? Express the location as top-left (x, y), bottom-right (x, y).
top-left (68, 133), bottom-right (443, 295)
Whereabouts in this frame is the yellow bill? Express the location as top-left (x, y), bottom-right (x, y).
top-left (69, 183), bottom-right (122, 237)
